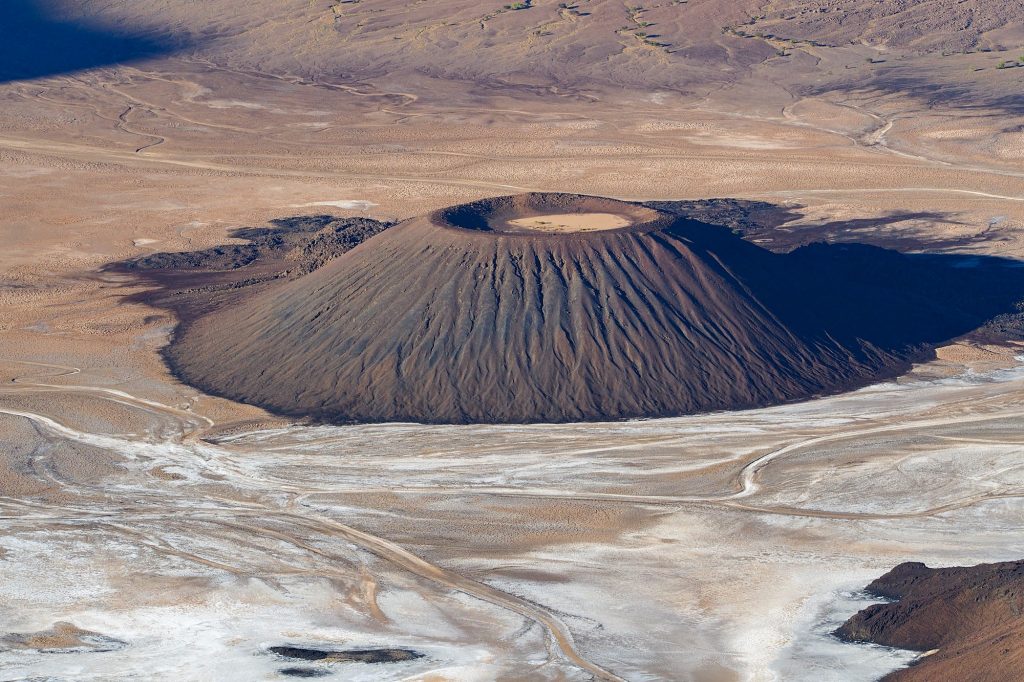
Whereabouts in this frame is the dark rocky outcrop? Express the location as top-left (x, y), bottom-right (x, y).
top-left (269, 646), bottom-right (423, 663)
top-left (124, 215), bottom-right (391, 275)
top-left (837, 560), bottom-right (1024, 681)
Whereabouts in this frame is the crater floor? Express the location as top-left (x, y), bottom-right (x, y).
top-left (504, 212), bottom-right (632, 232)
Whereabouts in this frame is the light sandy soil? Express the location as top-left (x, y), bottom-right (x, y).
top-left (1, 8), bottom-right (1024, 679)
top-left (505, 212), bottom-right (632, 232)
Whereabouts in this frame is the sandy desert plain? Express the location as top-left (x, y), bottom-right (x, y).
top-left (3, 1), bottom-right (1024, 681)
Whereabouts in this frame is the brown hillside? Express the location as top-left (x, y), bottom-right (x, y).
top-left (16, 0), bottom-right (1021, 125)
top-left (748, 0), bottom-right (1024, 53)
top-left (29, 0), bottom-right (1023, 97)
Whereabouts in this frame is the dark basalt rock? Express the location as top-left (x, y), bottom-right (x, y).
top-left (124, 215), bottom-right (392, 274)
top-left (279, 667), bottom-right (332, 677)
top-left (270, 646), bottom-right (423, 664)
top-left (836, 560), bottom-right (1024, 681)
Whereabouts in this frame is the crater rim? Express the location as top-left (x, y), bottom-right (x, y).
top-left (428, 192), bottom-right (671, 236)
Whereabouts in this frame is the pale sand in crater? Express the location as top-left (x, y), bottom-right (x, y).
top-left (505, 212), bottom-right (632, 232)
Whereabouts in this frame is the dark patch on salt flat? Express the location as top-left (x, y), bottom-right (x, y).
top-left (270, 646), bottom-right (423, 664)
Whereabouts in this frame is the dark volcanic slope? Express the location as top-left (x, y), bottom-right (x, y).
top-left (167, 193), bottom-right (1024, 425)
top-left (125, 215), bottom-right (391, 275)
top-left (837, 560), bottom-right (1024, 682)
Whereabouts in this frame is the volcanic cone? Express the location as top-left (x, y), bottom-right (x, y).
top-left (167, 193), bottom-right (1007, 424)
